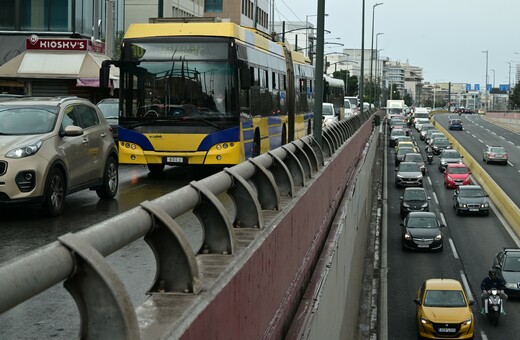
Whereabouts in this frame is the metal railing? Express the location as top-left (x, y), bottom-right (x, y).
top-left (0, 112), bottom-right (372, 339)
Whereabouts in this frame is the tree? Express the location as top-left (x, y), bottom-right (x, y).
top-left (332, 70), bottom-right (358, 97)
top-left (385, 83), bottom-right (401, 100)
top-left (403, 93), bottom-right (413, 106)
top-left (509, 82), bottom-right (520, 110)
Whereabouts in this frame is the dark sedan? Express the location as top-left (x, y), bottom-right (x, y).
top-left (400, 187), bottom-right (430, 218)
top-left (401, 212), bottom-right (445, 251)
top-left (493, 248), bottom-right (520, 297)
top-left (448, 118), bottom-right (463, 130)
top-left (453, 185), bottom-right (489, 216)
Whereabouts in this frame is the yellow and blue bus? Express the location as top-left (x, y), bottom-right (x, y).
top-left (102, 19), bottom-right (315, 174)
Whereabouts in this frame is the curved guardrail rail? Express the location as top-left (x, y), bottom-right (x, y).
top-left (0, 111), bottom-right (373, 339)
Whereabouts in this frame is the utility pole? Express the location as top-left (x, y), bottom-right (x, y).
top-left (105, 0), bottom-right (115, 59)
top-left (359, 0), bottom-right (366, 114)
top-left (482, 50), bottom-right (488, 112)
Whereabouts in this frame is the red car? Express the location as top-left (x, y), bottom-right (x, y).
top-left (444, 163), bottom-right (471, 189)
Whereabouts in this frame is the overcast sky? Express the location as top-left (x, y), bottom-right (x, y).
top-left (273, 0), bottom-right (520, 87)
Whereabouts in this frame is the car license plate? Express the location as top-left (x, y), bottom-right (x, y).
top-left (438, 328), bottom-right (456, 333)
top-left (417, 244), bottom-right (429, 248)
top-left (469, 208), bottom-right (478, 212)
top-left (166, 156), bottom-right (186, 164)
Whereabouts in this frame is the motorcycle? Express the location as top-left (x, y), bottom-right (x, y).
top-left (426, 153), bottom-right (433, 164)
top-left (484, 288), bottom-right (503, 326)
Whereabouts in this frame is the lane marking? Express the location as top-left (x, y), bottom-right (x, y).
top-left (449, 238), bottom-right (459, 259)
top-left (460, 271), bottom-right (473, 301)
top-left (432, 192), bottom-right (439, 205)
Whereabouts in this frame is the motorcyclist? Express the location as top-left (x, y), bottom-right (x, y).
top-left (481, 269), bottom-right (507, 314)
top-left (425, 145), bottom-right (434, 163)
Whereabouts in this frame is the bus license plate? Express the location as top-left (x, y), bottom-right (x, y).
top-left (166, 157), bottom-right (185, 164)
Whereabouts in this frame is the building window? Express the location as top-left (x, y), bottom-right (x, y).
top-left (205, 0), bottom-right (223, 12)
top-left (21, 0), bottom-right (70, 32)
top-left (0, 0), bottom-right (15, 30)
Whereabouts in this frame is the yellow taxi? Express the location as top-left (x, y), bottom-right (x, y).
top-left (414, 279), bottom-right (474, 339)
top-left (395, 140), bottom-right (419, 153)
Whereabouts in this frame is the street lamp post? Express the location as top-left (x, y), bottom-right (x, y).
top-left (491, 68), bottom-right (495, 110)
top-left (374, 32), bottom-right (383, 107)
top-left (376, 48), bottom-right (383, 107)
top-left (369, 2), bottom-right (383, 104)
top-left (360, 0), bottom-right (366, 113)
top-left (306, 14), bottom-right (328, 60)
top-left (482, 50), bottom-right (488, 112)
top-left (507, 61), bottom-right (512, 109)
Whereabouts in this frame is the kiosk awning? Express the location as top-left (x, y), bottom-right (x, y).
top-left (0, 50), bottom-right (118, 86)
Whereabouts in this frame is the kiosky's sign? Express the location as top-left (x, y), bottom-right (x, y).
top-left (26, 34), bottom-right (104, 53)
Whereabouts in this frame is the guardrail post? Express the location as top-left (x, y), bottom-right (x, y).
top-left (288, 141), bottom-right (313, 178)
top-left (248, 158), bottom-right (281, 210)
top-left (281, 145), bottom-right (306, 187)
top-left (190, 181), bottom-right (236, 255)
top-left (58, 233), bottom-right (140, 340)
top-left (267, 151), bottom-right (295, 197)
top-left (140, 201), bottom-right (202, 294)
top-left (224, 167), bottom-right (264, 228)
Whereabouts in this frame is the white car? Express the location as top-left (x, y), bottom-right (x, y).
top-left (322, 103), bottom-right (338, 126)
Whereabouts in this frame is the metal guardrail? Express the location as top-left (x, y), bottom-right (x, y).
top-left (0, 112), bottom-right (372, 339)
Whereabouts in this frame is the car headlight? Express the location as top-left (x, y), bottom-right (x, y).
top-left (402, 202), bottom-right (410, 207)
top-left (397, 173), bottom-right (403, 179)
top-left (416, 175), bottom-right (422, 179)
top-left (421, 203), bottom-right (428, 208)
top-left (462, 316), bottom-right (472, 325)
top-left (5, 140), bottom-right (43, 158)
top-left (404, 233), bottom-right (412, 240)
top-left (435, 234), bottom-right (442, 241)
top-left (447, 175), bottom-right (453, 181)
top-left (482, 203), bottom-right (489, 208)
top-left (420, 316), bottom-right (432, 325)
top-left (461, 203), bottom-right (467, 208)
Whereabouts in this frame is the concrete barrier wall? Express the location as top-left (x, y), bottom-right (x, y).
top-left (485, 111), bottom-right (520, 132)
top-left (150, 119), bottom-right (376, 339)
top-left (285, 124), bottom-right (380, 339)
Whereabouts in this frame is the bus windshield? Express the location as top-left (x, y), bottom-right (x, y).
top-left (120, 41), bottom-right (237, 122)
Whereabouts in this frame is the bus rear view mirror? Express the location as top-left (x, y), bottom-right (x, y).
top-left (239, 67), bottom-right (251, 90)
top-left (100, 60), bottom-right (112, 89)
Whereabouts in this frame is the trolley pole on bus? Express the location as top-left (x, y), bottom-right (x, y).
top-left (312, 0), bottom-right (326, 147)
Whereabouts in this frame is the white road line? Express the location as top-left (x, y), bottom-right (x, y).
top-left (449, 238), bottom-right (459, 259)
top-left (432, 192), bottom-right (439, 205)
top-left (481, 331), bottom-right (489, 340)
top-left (427, 176), bottom-right (432, 186)
top-left (439, 212), bottom-right (447, 226)
top-left (460, 271), bottom-right (473, 301)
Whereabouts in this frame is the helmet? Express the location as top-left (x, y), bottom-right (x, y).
top-left (489, 269), bottom-right (497, 278)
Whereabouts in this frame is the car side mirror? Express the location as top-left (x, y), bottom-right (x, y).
top-left (400, 196), bottom-right (403, 200)
top-left (469, 300), bottom-right (475, 306)
top-left (413, 298), bottom-right (421, 306)
top-left (440, 224), bottom-right (447, 228)
top-left (468, 171), bottom-right (472, 174)
top-left (453, 192), bottom-right (458, 197)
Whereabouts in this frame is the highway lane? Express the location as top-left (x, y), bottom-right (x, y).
top-left (386, 119), bottom-right (520, 339)
top-left (0, 164), bottom-right (216, 339)
top-left (435, 113), bottom-right (520, 205)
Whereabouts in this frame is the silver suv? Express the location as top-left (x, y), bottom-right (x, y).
top-left (0, 96), bottom-right (118, 216)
